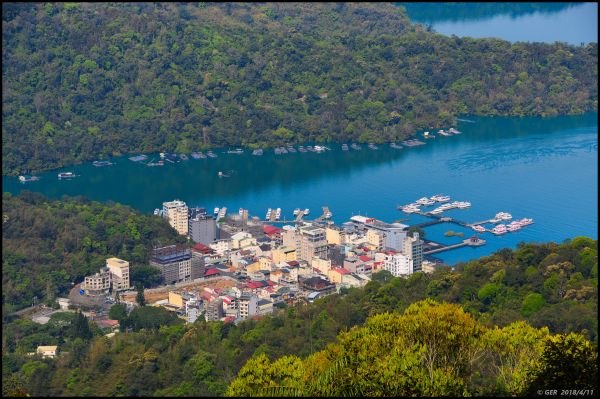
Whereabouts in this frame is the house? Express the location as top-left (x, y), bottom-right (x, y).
top-left (36, 345), bottom-right (58, 358)
top-left (328, 267), bottom-right (351, 284)
top-left (57, 297), bottom-right (70, 310)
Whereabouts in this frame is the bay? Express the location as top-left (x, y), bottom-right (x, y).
top-left (397, 2), bottom-right (598, 45)
top-left (3, 113), bottom-right (597, 266)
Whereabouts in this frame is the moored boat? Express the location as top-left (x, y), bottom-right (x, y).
top-left (58, 172), bottom-right (76, 179)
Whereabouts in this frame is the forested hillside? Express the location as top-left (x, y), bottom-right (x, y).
top-left (2, 191), bottom-right (597, 396)
top-left (3, 2), bottom-right (597, 175)
top-left (2, 192), bottom-right (185, 313)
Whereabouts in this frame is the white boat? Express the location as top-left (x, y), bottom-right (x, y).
top-left (495, 212), bottom-right (513, 221)
top-left (402, 206), bottom-right (420, 214)
top-left (58, 172), bottom-right (75, 179)
top-left (239, 208), bottom-right (244, 215)
top-left (303, 208), bottom-right (310, 215)
top-left (416, 197), bottom-right (430, 205)
top-left (214, 207), bottom-right (220, 216)
top-left (430, 208), bottom-right (444, 214)
top-left (449, 128), bottom-right (462, 134)
top-left (437, 129), bottom-right (451, 137)
top-left (471, 225), bottom-right (486, 233)
top-left (518, 218), bottom-right (534, 226)
top-left (293, 208), bottom-right (300, 216)
top-left (457, 201), bottom-right (471, 209)
top-left (153, 209), bottom-right (160, 216)
top-left (491, 224), bottom-right (508, 235)
top-left (275, 208), bottom-right (281, 221)
top-left (266, 208), bottom-right (272, 220)
top-left (430, 194), bottom-right (450, 202)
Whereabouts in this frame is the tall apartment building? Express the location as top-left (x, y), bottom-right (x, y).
top-left (82, 267), bottom-right (112, 295)
top-left (238, 294), bottom-right (258, 319)
top-left (205, 298), bottom-right (224, 321)
top-left (366, 229), bottom-right (384, 250)
top-left (150, 245), bottom-right (203, 285)
top-left (297, 224), bottom-right (328, 264)
top-left (189, 214), bottom-right (217, 244)
top-left (162, 200), bottom-right (189, 235)
top-left (350, 216), bottom-right (408, 251)
top-left (383, 252), bottom-right (413, 277)
top-left (106, 257), bottom-right (130, 291)
top-left (403, 232), bottom-right (424, 272)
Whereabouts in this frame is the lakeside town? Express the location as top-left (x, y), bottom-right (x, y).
top-left (23, 192), bottom-right (536, 351)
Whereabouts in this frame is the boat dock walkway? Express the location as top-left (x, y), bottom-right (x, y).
top-left (295, 212), bottom-right (305, 222)
top-left (423, 236), bottom-right (486, 255)
top-left (315, 206), bottom-right (331, 222)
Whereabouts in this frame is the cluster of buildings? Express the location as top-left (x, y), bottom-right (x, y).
top-left (80, 200), bottom-right (432, 326)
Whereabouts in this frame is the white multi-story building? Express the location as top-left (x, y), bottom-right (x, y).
top-left (238, 294), bottom-right (258, 319)
top-left (403, 232), bottom-right (424, 272)
top-left (383, 251), bottom-right (414, 277)
top-left (106, 257), bottom-right (130, 291)
top-left (162, 199), bottom-right (189, 235)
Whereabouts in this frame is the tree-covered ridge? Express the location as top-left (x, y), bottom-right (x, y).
top-left (226, 300), bottom-right (598, 397)
top-left (1, 189), bottom-right (597, 397)
top-left (2, 191), bottom-right (185, 313)
top-left (2, 2), bottom-right (597, 175)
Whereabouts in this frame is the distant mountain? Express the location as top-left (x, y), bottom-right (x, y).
top-left (2, 3), bottom-right (597, 175)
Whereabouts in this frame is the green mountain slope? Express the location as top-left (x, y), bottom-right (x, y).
top-left (2, 3), bottom-right (597, 175)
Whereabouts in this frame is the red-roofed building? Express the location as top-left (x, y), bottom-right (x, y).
top-left (96, 319), bottom-right (119, 330)
top-left (263, 225), bottom-right (282, 235)
top-left (248, 281), bottom-right (266, 290)
top-left (358, 255), bottom-right (372, 262)
top-left (204, 268), bottom-right (220, 278)
top-left (222, 316), bottom-right (236, 324)
top-left (286, 260), bottom-right (300, 267)
top-left (193, 243), bottom-right (214, 254)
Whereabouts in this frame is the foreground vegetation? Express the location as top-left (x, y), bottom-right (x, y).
top-left (3, 2), bottom-right (597, 174)
top-left (2, 193), bottom-right (597, 396)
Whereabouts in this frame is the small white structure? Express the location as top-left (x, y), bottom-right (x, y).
top-left (57, 297), bottom-right (70, 310)
top-left (36, 345), bottom-right (58, 358)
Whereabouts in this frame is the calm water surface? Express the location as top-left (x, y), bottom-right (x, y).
top-left (3, 113), bottom-right (598, 266)
top-left (398, 2), bottom-right (598, 45)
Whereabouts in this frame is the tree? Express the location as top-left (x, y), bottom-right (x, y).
top-left (69, 311), bottom-right (92, 340)
top-left (522, 333), bottom-right (598, 395)
top-left (108, 303), bottom-right (127, 322)
top-left (136, 284), bottom-right (146, 307)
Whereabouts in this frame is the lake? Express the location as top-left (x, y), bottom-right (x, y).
top-left (397, 2), bottom-right (598, 45)
top-left (3, 113), bottom-right (597, 266)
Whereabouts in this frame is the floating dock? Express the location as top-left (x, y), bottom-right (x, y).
top-left (423, 236), bottom-right (486, 255)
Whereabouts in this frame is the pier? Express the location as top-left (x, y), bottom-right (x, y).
top-left (423, 236), bottom-right (486, 255)
top-left (315, 206), bottom-right (332, 222)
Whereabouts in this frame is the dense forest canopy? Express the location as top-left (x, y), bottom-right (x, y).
top-left (2, 191), bottom-right (185, 314)
top-left (2, 2), bottom-right (597, 175)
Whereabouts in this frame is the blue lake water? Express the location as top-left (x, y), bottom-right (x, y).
top-left (398, 2), bottom-right (598, 45)
top-left (3, 113), bottom-right (598, 266)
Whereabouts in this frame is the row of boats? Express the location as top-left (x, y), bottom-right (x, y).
top-left (474, 218), bottom-right (534, 235)
top-left (401, 195), bottom-right (468, 213)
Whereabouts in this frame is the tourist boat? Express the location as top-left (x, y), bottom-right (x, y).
top-left (342, 144), bottom-right (349, 151)
top-left (457, 201), bottom-right (471, 209)
top-left (495, 212), bottom-right (513, 221)
top-left (93, 160), bottom-right (113, 167)
top-left (351, 143), bottom-right (362, 150)
top-left (191, 152), bottom-right (202, 159)
top-left (298, 146), bottom-right (307, 153)
top-left (471, 225), bottom-right (486, 233)
top-left (58, 172), bottom-right (76, 179)
top-left (275, 208), bottom-right (281, 221)
top-left (274, 148), bottom-right (282, 155)
top-left (252, 149), bottom-right (263, 156)
top-left (449, 128), bottom-right (462, 134)
top-left (368, 143), bottom-right (378, 150)
top-left (423, 131), bottom-right (435, 139)
top-left (491, 224), bottom-right (508, 235)
top-left (19, 175), bottom-right (40, 183)
top-left (390, 142), bottom-right (403, 149)
top-left (280, 147), bottom-right (288, 154)
top-left (207, 151), bottom-right (217, 158)
top-left (415, 197), bottom-right (431, 205)
top-left (430, 208), bottom-right (444, 214)
top-left (314, 145), bottom-right (326, 152)
top-left (179, 154), bottom-right (189, 161)
top-left (287, 146), bottom-right (297, 153)
top-left (159, 153), bottom-right (165, 158)
top-left (303, 208), bottom-right (310, 215)
top-left (266, 208), bottom-right (272, 220)
top-left (306, 146), bottom-right (314, 152)
top-left (128, 154), bottom-right (148, 162)
top-left (437, 129), bottom-right (451, 137)
top-left (518, 218), bottom-right (534, 226)
top-left (154, 209), bottom-right (160, 216)
top-left (293, 208), bottom-right (300, 216)
top-left (402, 205), bottom-right (420, 214)
top-left (147, 160), bottom-right (164, 166)
top-left (431, 194), bottom-right (451, 202)
top-left (199, 152), bottom-right (207, 159)
top-left (227, 148), bottom-right (244, 154)
top-left (214, 207), bottom-right (219, 216)
top-left (507, 221), bottom-right (522, 232)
